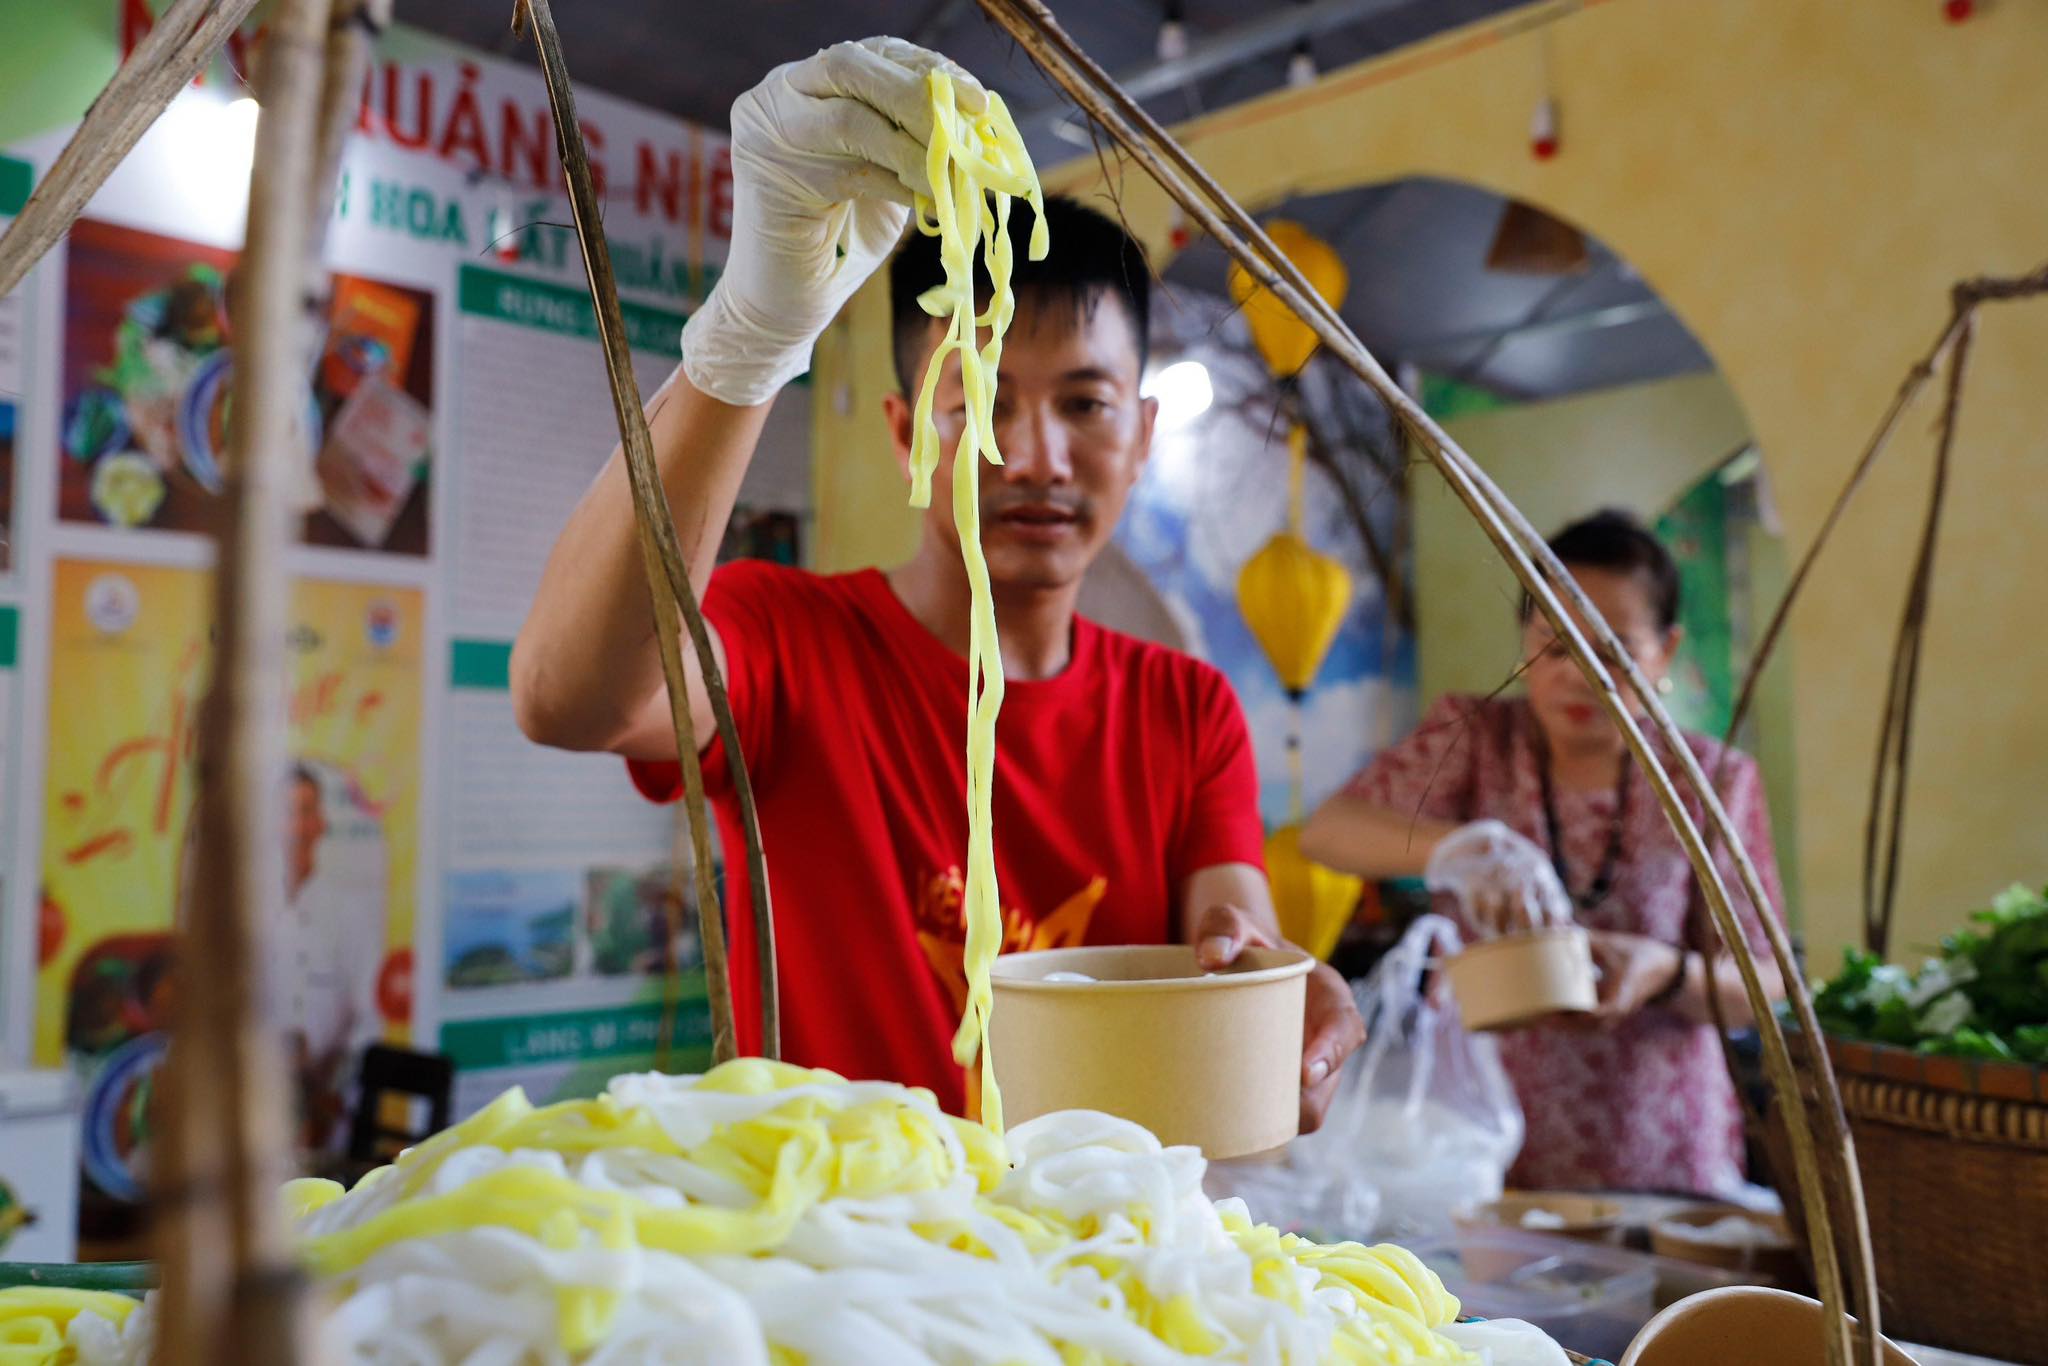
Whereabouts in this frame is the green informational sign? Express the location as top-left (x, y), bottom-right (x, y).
top-left (440, 990), bottom-right (712, 1072)
top-left (458, 263), bottom-right (686, 358)
top-left (0, 606), bottom-right (18, 670)
top-left (0, 156), bottom-right (30, 218)
top-left (1656, 474), bottom-right (1735, 738)
top-left (449, 637), bottom-right (513, 691)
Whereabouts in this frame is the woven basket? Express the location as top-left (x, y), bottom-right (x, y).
top-left (1765, 1033), bottom-right (2048, 1365)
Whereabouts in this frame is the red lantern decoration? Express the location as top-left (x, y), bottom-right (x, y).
top-left (1944, 0), bottom-right (1975, 21)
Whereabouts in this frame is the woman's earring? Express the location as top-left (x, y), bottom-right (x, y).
top-left (1657, 675), bottom-right (1674, 696)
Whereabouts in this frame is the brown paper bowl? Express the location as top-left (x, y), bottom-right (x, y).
top-left (988, 944), bottom-right (1313, 1159)
top-left (1620, 1286), bottom-right (1921, 1365)
top-left (1443, 926), bottom-right (1597, 1031)
top-left (1648, 1205), bottom-right (1801, 1285)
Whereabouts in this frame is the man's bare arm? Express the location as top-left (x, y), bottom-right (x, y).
top-left (509, 368), bottom-right (767, 759)
top-left (510, 40), bottom-right (980, 762)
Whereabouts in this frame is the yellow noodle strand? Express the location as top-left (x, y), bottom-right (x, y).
top-left (906, 71), bottom-right (1047, 1135)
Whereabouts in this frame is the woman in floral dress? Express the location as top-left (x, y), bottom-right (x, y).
top-left (1304, 509), bottom-right (1786, 1195)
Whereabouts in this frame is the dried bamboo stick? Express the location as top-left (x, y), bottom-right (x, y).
top-left (973, 3), bottom-right (1882, 1360)
top-left (0, 0), bottom-right (264, 300)
top-left (151, 1), bottom-right (336, 1361)
top-left (309, 0), bottom-right (391, 251)
top-left (510, 0), bottom-right (781, 1063)
top-left (1683, 263), bottom-right (2044, 1183)
top-left (1862, 314), bottom-right (1970, 959)
top-left (1701, 262), bottom-right (2047, 968)
top-left (1715, 309), bottom-right (1968, 764)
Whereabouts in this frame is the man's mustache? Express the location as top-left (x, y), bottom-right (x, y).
top-left (980, 488), bottom-right (1090, 519)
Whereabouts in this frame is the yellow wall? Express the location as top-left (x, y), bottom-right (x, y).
top-left (812, 0), bottom-right (2048, 964)
top-left (1422, 372), bottom-right (1751, 702)
top-left (810, 277), bottom-right (921, 572)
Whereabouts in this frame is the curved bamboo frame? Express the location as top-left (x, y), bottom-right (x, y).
top-left (965, 4), bottom-right (1883, 1363)
top-left (511, 0), bottom-right (779, 1066)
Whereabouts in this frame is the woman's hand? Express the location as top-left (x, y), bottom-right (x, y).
top-left (1192, 904), bottom-right (1366, 1134)
top-left (1585, 929), bottom-right (1686, 1027)
top-left (1423, 819), bottom-right (1572, 934)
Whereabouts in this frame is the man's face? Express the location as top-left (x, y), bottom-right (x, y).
top-left (289, 775), bottom-right (326, 889)
top-left (888, 287), bottom-right (1156, 592)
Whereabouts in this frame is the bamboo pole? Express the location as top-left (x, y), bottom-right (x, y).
top-left (150, 1), bottom-right (336, 1361)
top-left (0, 0), bottom-right (264, 300)
top-left (1687, 263), bottom-right (2048, 1212)
top-left (1711, 263), bottom-right (2048, 793)
top-left (509, 0), bottom-right (780, 1063)
top-left (971, 3), bottom-right (1882, 1360)
top-left (309, 0), bottom-right (391, 248)
top-left (1861, 312), bottom-right (1970, 956)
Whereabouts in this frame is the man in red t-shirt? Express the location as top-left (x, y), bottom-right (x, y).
top-left (512, 38), bottom-right (1361, 1124)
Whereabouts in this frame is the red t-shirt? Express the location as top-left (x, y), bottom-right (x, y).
top-left (628, 562), bottom-right (1264, 1114)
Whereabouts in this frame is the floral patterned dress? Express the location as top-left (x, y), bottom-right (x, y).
top-left (1345, 694), bottom-right (1784, 1195)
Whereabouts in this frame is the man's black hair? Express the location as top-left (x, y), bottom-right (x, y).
top-left (888, 194), bottom-right (1151, 394)
top-left (1518, 507), bottom-right (1681, 632)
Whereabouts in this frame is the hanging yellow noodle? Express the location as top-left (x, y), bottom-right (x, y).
top-left (904, 70), bottom-right (1048, 1135)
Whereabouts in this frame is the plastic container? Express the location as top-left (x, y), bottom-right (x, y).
top-left (1453, 1192), bottom-right (1624, 1279)
top-left (1648, 1204), bottom-right (1801, 1286)
top-left (0, 1262), bottom-right (152, 1295)
top-left (1621, 1285), bottom-right (1922, 1365)
top-left (988, 944), bottom-right (1312, 1158)
top-left (1407, 1227), bottom-right (1756, 1362)
top-left (1443, 927), bottom-right (1597, 1031)
top-left (1455, 1191), bottom-right (1626, 1243)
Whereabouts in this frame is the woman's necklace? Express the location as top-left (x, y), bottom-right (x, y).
top-left (1537, 743), bottom-right (1631, 913)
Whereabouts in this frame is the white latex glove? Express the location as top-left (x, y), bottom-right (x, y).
top-left (1423, 819), bottom-right (1572, 936)
top-left (682, 37), bottom-right (987, 406)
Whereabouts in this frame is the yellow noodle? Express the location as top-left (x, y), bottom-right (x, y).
top-left (906, 70), bottom-right (1047, 1135)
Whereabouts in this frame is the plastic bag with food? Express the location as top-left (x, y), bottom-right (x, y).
top-left (1209, 915), bottom-right (1524, 1241)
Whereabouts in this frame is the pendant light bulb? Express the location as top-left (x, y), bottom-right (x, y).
top-left (1157, 1), bottom-right (1189, 61)
top-left (1286, 41), bottom-right (1318, 89)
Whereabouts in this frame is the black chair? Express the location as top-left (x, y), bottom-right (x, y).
top-left (345, 1044), bottom-right (454, 1173)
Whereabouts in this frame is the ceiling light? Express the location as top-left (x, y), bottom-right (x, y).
top-left (1286, 42), bottom-right (1318, 89)
top-left (1144, 360), bottom-right (1214, 429)
top-left (1157, 1), bottom-right (1189, 61)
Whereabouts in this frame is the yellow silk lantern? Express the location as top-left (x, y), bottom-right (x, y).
top-left (1227, 220), bottom-right (1349, 381)
top-left (1237, 527), bottom-right (1352, 697)
top-left (1230, 220), bottom-right (1362, 959)
top-left (1264, 824), bottom-right (1364, 962)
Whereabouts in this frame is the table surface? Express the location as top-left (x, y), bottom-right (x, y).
top-left (1899, 1347), bottom-right (2020, 1366)
top-left (1542, 1194), bottom-right (2023, 1366)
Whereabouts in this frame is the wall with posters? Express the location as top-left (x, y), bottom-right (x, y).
top-left (0, 6), bottom-right (809, 1225)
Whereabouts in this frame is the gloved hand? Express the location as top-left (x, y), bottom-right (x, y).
top-left (682, 37), bottom-right (986, 406)
top-left (1423, 819), bottom-right (1572, 935)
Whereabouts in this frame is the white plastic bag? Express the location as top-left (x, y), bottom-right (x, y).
top-left (1333, 914), bottom-right (1524, 1237)
top-left (1209, 916), bottom-right (1523, 1240)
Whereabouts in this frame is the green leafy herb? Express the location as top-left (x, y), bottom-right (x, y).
top-left (1814, 882), bottom-right (2048, 1063)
